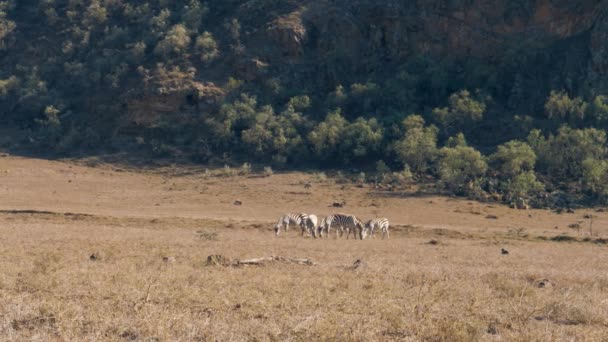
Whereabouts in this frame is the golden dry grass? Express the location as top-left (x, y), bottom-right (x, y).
top-left (1, 156), bottom-right (608, 341)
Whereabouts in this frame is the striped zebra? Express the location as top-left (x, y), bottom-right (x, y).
top-left (274, 213), bottom-right (307, 236)
top-left (301, 214), bottom-right (318, 238)
top-left (363, 218), bottom-right (390, 239)
top-left (317, 215), bottom-right (333, 238)
top-left (318, 214), bottom-right (364, 240)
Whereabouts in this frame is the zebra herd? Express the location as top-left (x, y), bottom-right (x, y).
top-left (274, 213), bottom-right (389, 240)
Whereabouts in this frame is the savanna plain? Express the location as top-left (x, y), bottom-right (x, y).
top-left (1, 156), bottom-right (608, 341)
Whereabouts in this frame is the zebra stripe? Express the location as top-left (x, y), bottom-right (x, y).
top-left (274, 213), bottom-right (307, 236)
top-left (363, 218), bottom-right (390, 239)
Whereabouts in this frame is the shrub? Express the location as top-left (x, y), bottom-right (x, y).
top-left (263, 166), bottom-right (273, 177)
top-left (394, 115), bottom-right (438, 173)
top-left (433, 90), bottom-right (486, 136)
top-left (154, 24), bottom-right (191, 57)
top-left (588, 95), bottom-right (608, 123)
top-left (437, 145), bottom-right (487, 196)
top-left (582, 158), bottom-right (608, 200)
top-left (502, 171), bottom-right (543, 202)
top-left (490, 140), bottom-right (536, 178)
top-left (528, 126), bottom-right (606, 180)
top-left (544, 90), bottom-right (588, 123)
top-left (239, 162), bottom-right (252, 175)
top-left (195, 31), bottom-right (219, 63)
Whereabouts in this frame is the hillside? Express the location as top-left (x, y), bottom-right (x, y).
top-left (1, 0), bottom-right (608, 205)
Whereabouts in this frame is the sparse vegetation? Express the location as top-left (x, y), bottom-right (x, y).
top-left (1, 156), bottom-right (608, 340)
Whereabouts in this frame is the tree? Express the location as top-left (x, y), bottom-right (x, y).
top-left (588, 95), bottom-right (608, 124)
top-left (181, 0), bottom-right (208, 32)
top-left (195, 31), bottom-right (219, 63)
top-left (490, 140), bottom-right (536, 178)
top-left (154, 24), bottom-right (191, 57)
top-left (308, 109), bottom-right (347, 160)
top-left (437, 145), bottom-right (487, 196)
top-left (582, 158), bottom-right (608, 200)
top-left (394, 115), bottom-right (438, 173)
top-left (446, 133), bottom-right (467, 148)
top-left (433, 90), bottom-right (486, 136)
top-left (544, 90), bottom-right (588, 123)
top-left (503, 171), bottom-right (543, 203)
top-left (341, 117), bottom-right (384, 161)
top-left (528, 126), bottom-right (606, 180)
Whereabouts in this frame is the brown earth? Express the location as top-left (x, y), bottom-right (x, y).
top-left (1, 155), bottom-right (607, 340)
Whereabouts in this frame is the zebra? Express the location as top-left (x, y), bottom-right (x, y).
top-left (363, 218), bottom-right (390, 239)
top-left (318, 214), bottom-right (365, 240)
top-left (317, 215), bottom-right (333, 238)
top-left (301, 214), bottom-right (318, 238)
top-left (274, 213), bottom-right (307, 236)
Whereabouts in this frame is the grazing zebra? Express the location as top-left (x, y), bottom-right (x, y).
top-left (319, 214), bottom-right (365, 240)
top-left (317, 215), bottom-right (333, 238)
top-left (274, 213), bottom-right (307, 236)
top-left (301, 214), bottom-right (318, 238)
top-left (363, 218), bottom-right (390, 239)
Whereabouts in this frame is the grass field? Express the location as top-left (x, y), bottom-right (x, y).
top-left (1, 156), bottom-right (607, 341)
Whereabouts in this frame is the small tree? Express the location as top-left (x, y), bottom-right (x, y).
top-left (195, 31), bottom-right (219, 63)
top-left (433, 90), bottom-right (486, 136)
top-left (394, 115), bottom-right (438, 173)
top-left (437, 145), bottom-right (487, 196)
top-left (544, 90), bottom-right (588, 123)
top-left (529, 126), bottom-right (606, 180)
top-left (503, 171), bottom-right (543, 202)
top-left (582, 158), bottom-right (608, 200)
top-left (308, 109), bottom-right (347, 160)
top-left (490, 140), bottom-right (536, 178)
top-left (446, 132), bottom-right (467, 148)
top-left (154, 24), bottom-right (191, 57)
top-left (588, 95), bottom-right (608, 124)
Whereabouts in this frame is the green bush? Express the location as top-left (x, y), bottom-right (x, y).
top-left (528, 126), bottom-right (606, 180)
top-left (433, 90), bottom-right (486, 136)
top-left (502, 171), bottom-right (543, 202)
top-left (490, 140), bottom-right (536, 178)
top-left (394, 115), bottom-right (438, 173)
top-left (154, 24), bottom-right (191, 57)
top-left (582, 158), bottom-right (608, 200)
top-left (544, 90), bottom-right (587, 123)
top-left (195, 31), bottom-right (219, 63)
top-left (437, 145), bottom-right (487, 196)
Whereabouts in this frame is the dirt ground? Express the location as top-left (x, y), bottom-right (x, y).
top-left (1, 155), bottom-right (607, 341)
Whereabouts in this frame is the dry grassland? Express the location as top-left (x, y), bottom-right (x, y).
top-left (1, 156), bottom-right (608, 341)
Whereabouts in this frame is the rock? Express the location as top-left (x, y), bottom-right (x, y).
top-left (89, 252), bottom-right (103, 261)
top-left (234, 200), bottom-right (242, 205)
top-left (501, 248), bottom-right (509, 255)
top-left (426, 239), bottom-right (440, 245)
top-left (486, 215), bottom-right (498, 220)
top-left (162, 256), bottom-right (176, 263)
